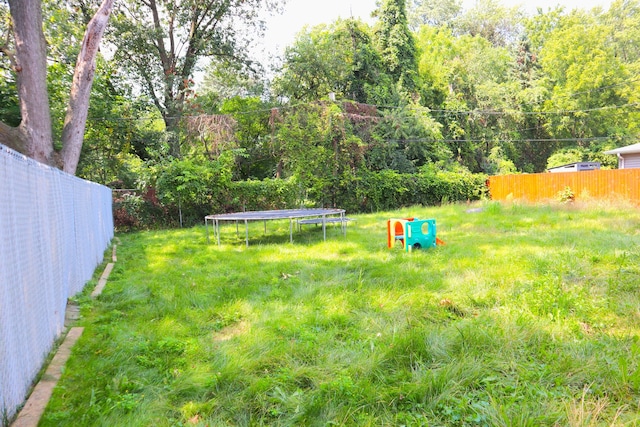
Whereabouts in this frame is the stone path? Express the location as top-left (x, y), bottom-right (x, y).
top-left (11, 242), bottom-right (118, 427)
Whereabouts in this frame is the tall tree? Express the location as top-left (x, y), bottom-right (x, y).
top-left (538, 11), bottom-right (629, 142)
top-left (453, 0), bottom-right (524, 47)
top-left (604, 0), bottom-right (640, 64)
top-left (407, 0), bottom-right (462, 31)
top-left (373, 0), bottom-right (419, 96)
top-left (109, 0), bottom-right (282, 158)
top-left (0, 0), bottom-right (113, 174)
top-left (273, 19), bottom-right (386, 103)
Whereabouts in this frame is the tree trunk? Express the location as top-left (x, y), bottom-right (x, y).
top-left (7, 0), bottom-right (54, 165)
top-left (164, 112), bottom-right (183, 158)
top-left (60, 0), bottom-right (114, 175)
top-left (0, 0), bottom-right (113, 173)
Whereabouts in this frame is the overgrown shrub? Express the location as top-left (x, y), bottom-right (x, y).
top-left (112, 189), bottom-right (168, 231)
top-left (155, 156), bottom-right (233, 226)
top-left (114, 169), bottom-right (488, 230)
top-left (226, 178), bottom-right (301, 212)
top-left (333, 169), bottom-right (488, 212)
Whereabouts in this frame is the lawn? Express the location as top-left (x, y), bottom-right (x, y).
top-left (42, 202), bottom-right (640, 426)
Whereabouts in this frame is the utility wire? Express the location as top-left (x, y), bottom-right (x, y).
top-left (86, 100), bottom-right (640, 122)
top-left (387, 136), bottom-right (627, 144)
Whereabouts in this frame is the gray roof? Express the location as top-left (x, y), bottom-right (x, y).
top-left (604, 142), bottom-right (640, 155)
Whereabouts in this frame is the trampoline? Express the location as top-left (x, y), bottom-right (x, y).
top-left (205, 208), bottom-right (347, 246)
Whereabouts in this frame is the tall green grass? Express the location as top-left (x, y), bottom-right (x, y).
top-left (42, 202), bottom-right (640, 426)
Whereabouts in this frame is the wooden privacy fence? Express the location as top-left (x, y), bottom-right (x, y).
top-left (489, 169), bottom-right (640, 203)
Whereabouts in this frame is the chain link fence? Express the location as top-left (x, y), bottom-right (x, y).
top-left (0, 143), bottom-right (113, 424)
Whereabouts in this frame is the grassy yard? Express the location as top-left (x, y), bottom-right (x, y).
top-left (41, 202), bottom-right (640, 426)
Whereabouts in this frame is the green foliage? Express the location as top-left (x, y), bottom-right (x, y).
top-left (374, 0), bottom-right (420, 96)
top-left (538, 11), bottom-right (630, 145)
top-left (556, 186), bottom-right (575, 203)
top-left (226, 178), bottom-right (301, 212)
top-left (115, 165), bottom-right (486, 230)
top-left (199, 59), bottom-right (266, 103)
top-left (0, 73), bottom-right (19, 126)
top-left (5, 0), bottom-right (640, 190)
top-left (415, 25), bottom-right (525, 172)
top-left (273, 22), bottom-right (355, 101)
top-left (369, 105), bottom-right (448, 172)
top-left (546, 148), bottom-right (584, 169)
top-left (453, 0), bottom-right (524, 47)
top-left (155, 156), bottom-right (233, 225)
top-left (107, 0), bottom-right (283, 156)
top-left (112, 190), bottom-right (168, 231)
top-left (335, 168), bottom-right (488, 212)
top-left (219, 97), bottom-right (277, 180)
top-left (273, 19), bottom-right (387, 104)
top-left (113, 193), bottom-right (146, 230)
top-left (78, 62), bottom-right (162, 185)
top-left (485, 146), bottom-right (518, 175)
top-left (408, 0), bottom-right (462, 30)
top-left (273, 102), bottom-right (368, 206)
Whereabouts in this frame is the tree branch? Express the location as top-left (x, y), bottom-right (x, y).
top-left (148, 0), bottom-right (172, 74)
top-left (0, 120), bottom-right (25, 153)
top-left (60, 0), bottom-right (114, 174)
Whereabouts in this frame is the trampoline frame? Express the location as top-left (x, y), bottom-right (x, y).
top-left (205, 208), bottom-right (346, 246)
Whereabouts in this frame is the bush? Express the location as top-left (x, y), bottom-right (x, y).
top-left (113, 189), bottom-right (168, 231)
top-left (225, 178), bottom-right (302, 212)
top-left (333, 169), bottom-right (488, 213)
top-left (155, 157), bottom-right (233, 226)
top-left (115, 168), bottom-right (488, 230)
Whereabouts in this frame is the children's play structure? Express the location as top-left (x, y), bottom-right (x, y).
top-left (387, 217), bottom-right (445, 252)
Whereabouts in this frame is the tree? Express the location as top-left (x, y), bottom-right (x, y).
top-left (76, 63), bottom-right (161, 185)
top-left (416, 26), bottom-right (519, 172)
top-left (538, 11), bottom-right (629, 141)
top-left (109, 0), bottom-right (282, 158)
top-left (273, 23), bottom-right (353, 102)
top-left (199, 59), bottom-right (266, 106)
top-left (605, 0), bottom-right (640, 64)
top-left (0, 0), bottom-right (113, 174)
top-left (453, 0), bottom-right (524, 48)
top-left (273, 19), bottom-right (386, 104)
top-left (373, 0), bottom-right (419, 96)
top-left (0, 71), bottom-right (19, 126)
top-left (219, 97), bottom-right (275, 180)
top-left (407, 0), bottom-right (462, 30)
top-left (369, 105), bottom-right (447, 172)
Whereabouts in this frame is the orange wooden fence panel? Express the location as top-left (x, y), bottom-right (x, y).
top-left (489, 169), bottom-right (640, 203)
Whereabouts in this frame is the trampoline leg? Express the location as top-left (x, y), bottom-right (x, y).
top-left (322, 215), bottom-right (326, 241)
top-left (245, 219), bottom-right (249, 247)
top-left (216, 219), bottom-right (220, 245)
top-left (343, 213), bottom-right (347, 236)
top-left (289, 218), bottom-right (293, 243)
top-left (206, 218), bottom-right (210, 243)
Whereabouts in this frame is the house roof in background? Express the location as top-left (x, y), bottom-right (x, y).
top-left (547, 161), bottom-right (600, 169)
top-left (604, 142), bottom-right (640, 155)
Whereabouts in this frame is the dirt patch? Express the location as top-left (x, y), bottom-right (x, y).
top-left (213, 321), bottom-right (249, 342)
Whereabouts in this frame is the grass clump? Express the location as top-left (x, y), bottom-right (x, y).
top-left (42, 202), bottom-right (640, 426)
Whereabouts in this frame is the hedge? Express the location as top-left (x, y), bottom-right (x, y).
top-left (113, 171), bottom-right (488, 230)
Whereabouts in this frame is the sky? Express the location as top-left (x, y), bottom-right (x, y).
top-left (255, 0), bottom-right (616, 66)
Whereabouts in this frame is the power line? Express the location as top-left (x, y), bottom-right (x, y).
top-left (387, 136), bottom-right (628, 144)
top-left (86, 100), bottom-right (640, 122)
